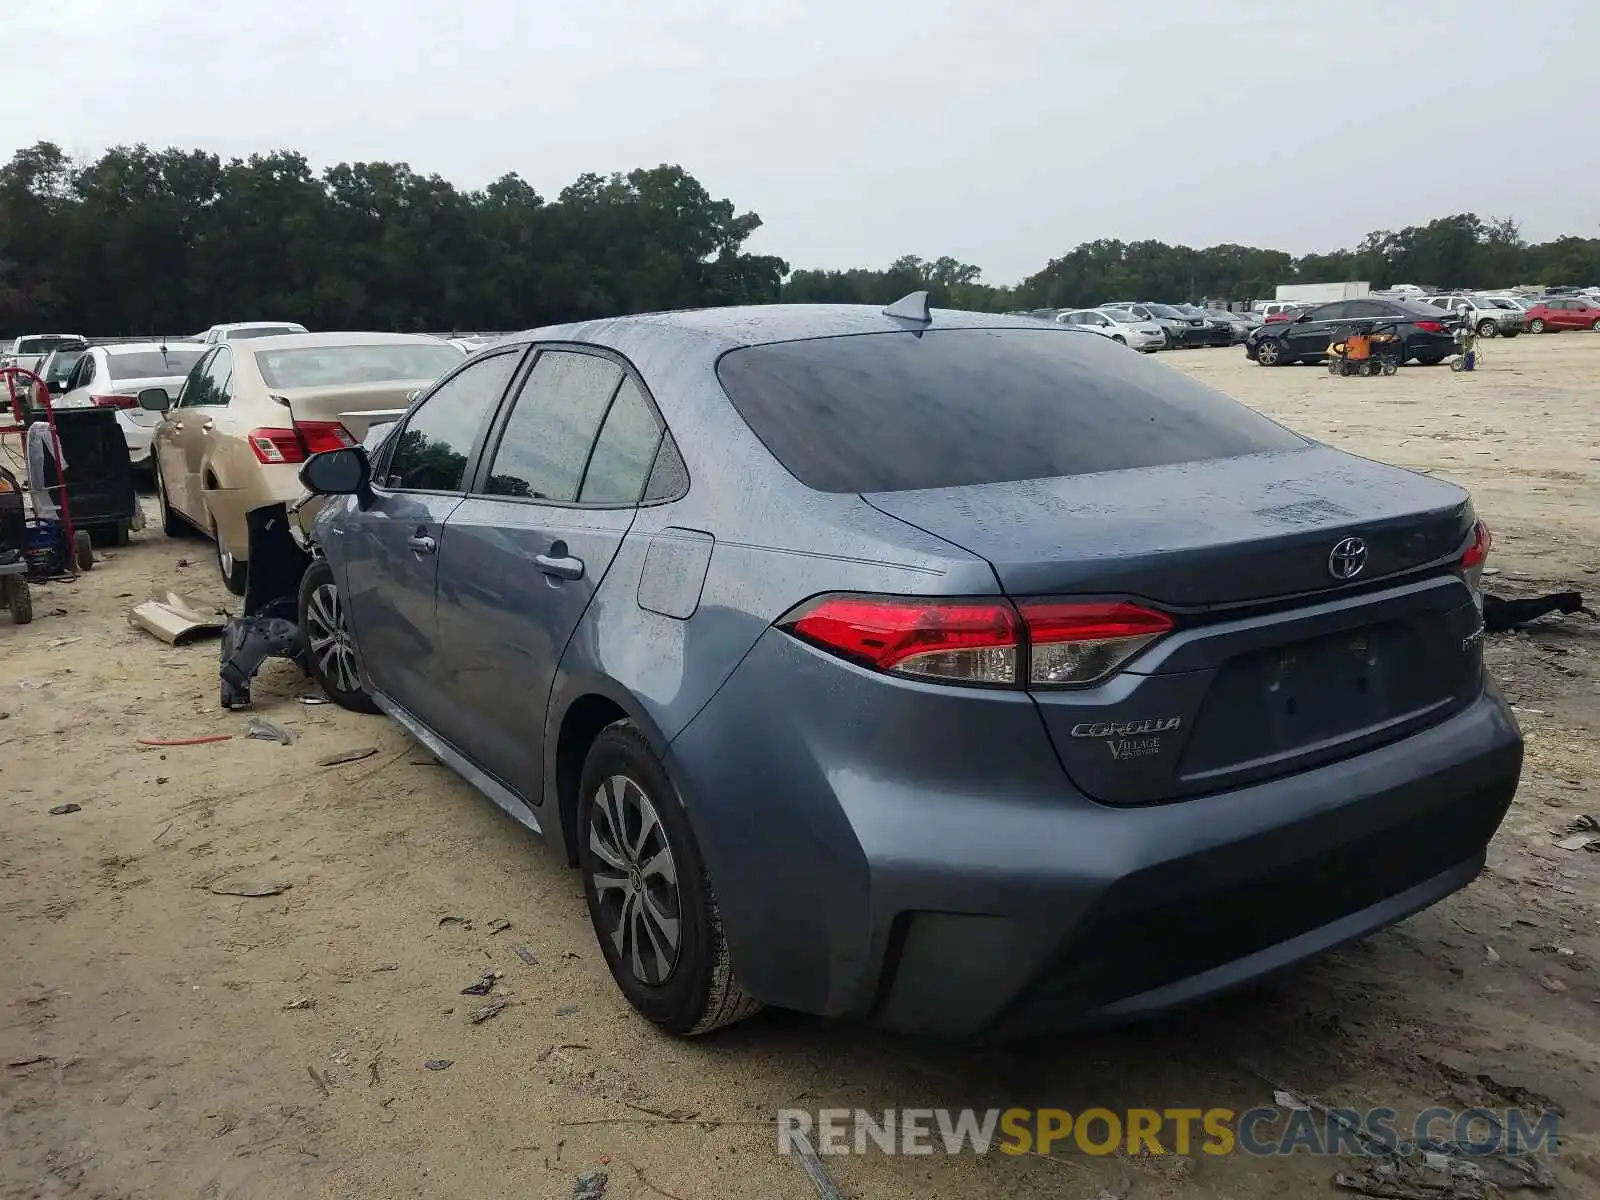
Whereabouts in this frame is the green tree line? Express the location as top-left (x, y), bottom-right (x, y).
top-left (3, 140), bottom-right (1597, 335)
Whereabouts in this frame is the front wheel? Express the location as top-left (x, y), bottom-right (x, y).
top-left (1591, 319), bottom-right (1600, 332)
top-left (212, 517), bottom-right (247, 595)
top-left (154, 461), bottom-right (190, 538)
top-left (298, 560), bottom-right (379, 713)
top-left (1254, 339), bottom-right (1283, 366)
top-left (73, 530), bottom-right (94, 571)
top-left (579, 723), bottom-right (762, 1036)
top-left (5, 577), bottom-right (31, 625)
top-left (1529, 318), bottom-right (1546, 333)
top-left (1416, 355), bottom-right (1447, 366)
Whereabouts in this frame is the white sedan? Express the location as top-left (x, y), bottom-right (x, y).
top-left (51, 342), bottom-right (210, 466)
top-left (1055, 307), bottom-right (1167, 352)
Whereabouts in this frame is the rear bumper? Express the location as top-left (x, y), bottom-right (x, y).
top-left (669, 631), bottom-right (1522, 1039)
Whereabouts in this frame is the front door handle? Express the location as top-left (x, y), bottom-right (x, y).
top-left (201, 419), bottom-right (215, 432)
top-left (173, 421), bottom-right (184, 432)
top-left (536, 552), bottom-right (584, 581)
top-left (406, 533), bottom-right (436, 555)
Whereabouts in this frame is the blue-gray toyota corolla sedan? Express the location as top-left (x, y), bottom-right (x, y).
top-left (292, 298), bottom-right (1522, 1040)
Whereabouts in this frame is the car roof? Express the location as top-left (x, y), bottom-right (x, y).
top-left (100, 340), bottom-right (207, 354)
top-left (211, 321), bottom-right (306, 331)
top-left (225, 330), bottom-right (454, 352)
top-left (503, 303), bottom-right (1070, 356)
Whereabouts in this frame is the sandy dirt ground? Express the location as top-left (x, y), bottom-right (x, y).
top-left (2, 333), bottom-right (1598, 1200)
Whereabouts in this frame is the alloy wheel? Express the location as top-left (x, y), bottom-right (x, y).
top-left (588, 775), bottom-right (682, 987)
top-left (1256, 339), bottom-right (1280, 365)
top-left (1529, 318), bottom-right (1545, 333)
top-left (304, 581), bottom-right (361, 694)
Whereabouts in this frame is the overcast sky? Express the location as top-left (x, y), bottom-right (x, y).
top-left (3, 0), bottom-right (1593, 283)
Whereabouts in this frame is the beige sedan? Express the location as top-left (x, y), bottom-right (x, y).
top-left (141, 331), bottom-right (466, 593)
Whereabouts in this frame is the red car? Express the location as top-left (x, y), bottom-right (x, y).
top-left (1525, 297), bottom-right (1600, 333)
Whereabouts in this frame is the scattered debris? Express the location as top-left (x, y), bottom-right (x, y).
top-left (47, 635), bottom-right (81, 648)
top-left (487, 918), bottom-right (512, 935)
top-left (624, 1100), bottom-right (700, 1121)
top-left (298, 693), bottom-right (329, 706)
top-left (48, 802), bottom-right (81, 816)
top-left (282, 997), bottom-right (316, 1011)
top-left (138, 734), bottom-right (232, 747)
top-left (318, 746), bottom-right (379, 767)
top-left (368, 1056), bottom-right (382, 1087)
top-left (461, 970), bottom-right (503, 996)
top-left (245, 718), bottom-right (294, 745)
top-left (1537, 973), bottom-right (1568, 994)
top-left (513, 945), bottom-right (538, 966)
top-left (307, 1065), bottom-right (332, 1098)
top-left (1566, 814), bottom-right (1599, 833)
top-left (536, 1044), bottom-right (590, 1063)
top-left (6, 1055), bottom-right (53, 1069)
top-left (554, 1003), bottom-right (580, 1017)
top-left (204, 879), bottom-right (291, 898)
top-left (437, 914), bottom-right (473, 930)
top-left (220, 598), bottom-right (305, 710)
top-left (1483, 945), bottom-right (1501, 966)
top-left (1555, 833), bottom-right (1599, 851)
top-left (1483, 590), bottom-right (1590, 633)
top-left (572, 1169), bottom-right (609, 1200)
top-left (787, 1126), bottom-right (846, 1200)
top-left (424, 1059), bottom-right (453, 1071)
top-left (371, 963), bottom-right (398, 973)
top-left (1273, 1089), bottom-right (1311, 1111)
top-left (468, 998), bottom-right (511, 1024)
top-left (128, 590), bottom-right (227, 645)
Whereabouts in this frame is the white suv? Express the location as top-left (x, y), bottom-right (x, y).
top-left (1416, 295), bottom-right (1524, 338)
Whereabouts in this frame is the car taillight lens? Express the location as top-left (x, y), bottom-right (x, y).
top-left (248, 421), bottom-right (356, 464)
top-left (248, 427), bottom-right (305, 464)
top-left (295, 420), bottom-right (357, 454)
top-left (1018, 600), bottom-right (1176, 686)
top-left (779, 595), bottom-right (1173, 689)
top-left (1414, 320), bottom-right (1445, 333)
top-left (90, 393), bottom-right (138, 409)
top-left (1460, 519), bottom-right (1492, 606)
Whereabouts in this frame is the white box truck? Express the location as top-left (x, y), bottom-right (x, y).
top-left (1273, 282), bottom-right (1371, 303)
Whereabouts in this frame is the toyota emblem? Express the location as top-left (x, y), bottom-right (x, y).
top-left (1328, 536), bottom-right (1368, 581)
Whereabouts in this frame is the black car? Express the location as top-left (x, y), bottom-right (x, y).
top-left (1246, 298), bottom-right (1460, 367)
top-left (1172, 303), bottom-right (1236, 347)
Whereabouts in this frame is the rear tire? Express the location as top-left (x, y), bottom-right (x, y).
top-left (73, 530), bottom-right (94, 571)
top-left (1529, 318), bottom-right (1546, 333)
top-left (1592, 319), bottom-right (1600, 332)
top-left (579, 722), bottom-right (762, 1036)
top-left (212, 517), bottom-right (247, 596)
top-left (6, 577), bottom-right (31, 625)
top-left (298, 560), bottom-right (379, 713)
top-left (1255, 338), bottom-right (1284, 366)
top-left (1476, 319), bottom-right (1498, 338)
top-left (1416, 354), bottom-right (1447, 366)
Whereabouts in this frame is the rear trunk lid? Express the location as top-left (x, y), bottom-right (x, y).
top-left (271, 381), bottom-right (424, 441)
top-left (863, 446), bottom-right (1485, 804)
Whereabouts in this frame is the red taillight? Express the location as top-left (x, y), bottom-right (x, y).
top-left (1414, 320), bottom-right (1445, 333)
top-left (247, 427), bottom-right (305, 464)
top-left (90, 393), bottom-right (138, 409)
top-left (295, 420), bottom-right (357, 454)
top-left (780, 594), bottom-right (1173, 688)
top-left (1461, 520), bottom-right (1492, 570)
top-left (247, 421), bottom-right (356, 464)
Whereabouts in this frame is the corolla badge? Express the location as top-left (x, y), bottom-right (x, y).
top-left (1327, 536), bottom-right (1368, 581)
top-left (1069, 717), bottom-right (1182, 738)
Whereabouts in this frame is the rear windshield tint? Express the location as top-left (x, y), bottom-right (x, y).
top-left (16, 336), bottom-right (83, 355)
top-left (715, 327), bottom-right (1305, 493)
top-left (108, 348), bottom-right (207, 380)
top-left (255, 344), bottom-right (465, 388)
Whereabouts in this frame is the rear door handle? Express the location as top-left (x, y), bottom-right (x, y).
top-left (406, 533), bottom-right (436, 555)
top-left (173, 421), bottom-right (184, 432)
top-left (535, 552), bottom-right (584, 581)
top-left (201, 420), bottom-right (215, 432)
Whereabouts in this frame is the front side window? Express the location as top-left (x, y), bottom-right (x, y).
top-left (384, 349), bottom-right (520, 492)
top-left (483, 350), bottom-right (623, 501)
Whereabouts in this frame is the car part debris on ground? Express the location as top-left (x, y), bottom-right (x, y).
top-left (317, 746), bottom-right (378, 767)
top-left (244, 718), bottom-right (294, 745)
top-left (203, 879), bottom-right (291, 898)
top-left (219, 597), bottom-right (306, 710)
top-left (461, 971), bottom-right (503, 996)
top-left (127, 589), bottom-right (226, 645)
top-left (48, 802), bottom-right (81, 815)
top-left (571, 1169), bottom-right (609, 1200)
top-left (423, 1059), bottom-right (453, 1071)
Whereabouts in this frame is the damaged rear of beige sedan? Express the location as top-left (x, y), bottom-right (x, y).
top-left (139, 331), bottom-right (465, 595)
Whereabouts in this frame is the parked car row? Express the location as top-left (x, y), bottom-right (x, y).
top-left (1022, 302), bottom-right (1254, 350)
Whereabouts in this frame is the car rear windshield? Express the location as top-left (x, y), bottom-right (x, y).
top-left (254, 343), bottom-right (464, 388)
top-left (716, 328), bottom-right (1306, 494)
top-left (223, 325), bottom-right (303, 341)
top-left (108, 348), bottom-right (207, 380)
top-left (16, 336), bottom-right (83, 355)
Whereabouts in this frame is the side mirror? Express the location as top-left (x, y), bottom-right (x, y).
top-left (137, 387), bottom-right (171, 411)
top-left (299, 446), bottom-right (372, 507)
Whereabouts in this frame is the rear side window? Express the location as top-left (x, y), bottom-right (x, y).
top-left (579, 377), bottom-right (663, 504)
top-left (716, 328), bottom-right (1305, 494)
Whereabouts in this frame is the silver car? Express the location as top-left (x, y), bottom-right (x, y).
top-left (1056, 308), bottom-right (1166, 352)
